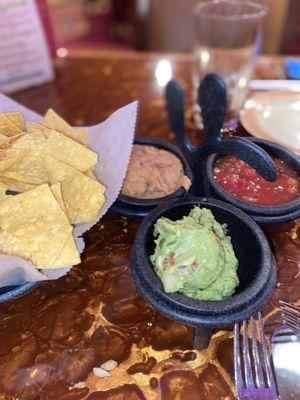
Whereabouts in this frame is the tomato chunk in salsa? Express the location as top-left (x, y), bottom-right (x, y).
top-left (213, 156), bottom-right (300, 206)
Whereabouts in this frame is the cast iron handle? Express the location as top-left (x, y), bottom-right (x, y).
top-left (198, 73), bottom-right (227, 146)
top-left (165, 79), bottom-right (192, 159)
top-left (165, 74), bottom-right (277, 197)
top-left (198, 73), bottom-right (277, 182)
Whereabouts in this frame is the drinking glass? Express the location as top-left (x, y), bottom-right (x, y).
top-left (193, 0), bottom-right (267, 126)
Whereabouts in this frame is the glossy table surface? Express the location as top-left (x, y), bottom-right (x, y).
top-left (0, 51), bottom-right (299, 400)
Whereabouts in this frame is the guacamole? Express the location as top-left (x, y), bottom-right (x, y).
top-left (150, 207), bottom-right (239, 301)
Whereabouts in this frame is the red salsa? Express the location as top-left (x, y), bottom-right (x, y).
top-left (213, 156), bottom-right (300, 206)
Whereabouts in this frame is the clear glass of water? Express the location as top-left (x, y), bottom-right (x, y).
top-left (193, 0), bottom-right (267, 126)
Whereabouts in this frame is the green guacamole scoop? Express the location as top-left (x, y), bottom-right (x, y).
top-left (150, 207), bottom-right (239, 301)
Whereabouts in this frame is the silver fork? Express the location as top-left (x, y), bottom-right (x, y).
top-left (234, 312), bottom-right (278, 400)
top-left (279, 300), bottom-right (300, 331)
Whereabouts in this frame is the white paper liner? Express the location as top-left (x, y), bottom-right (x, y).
top-left (0, 94), bottom-right (138, 287)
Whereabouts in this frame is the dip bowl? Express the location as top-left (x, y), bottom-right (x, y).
top-left (111, 137), bottom-right (193, 217)
top-left (207, 138), bottom-right (300, 224)
top-left (131, 196), bottom-right (276, 349)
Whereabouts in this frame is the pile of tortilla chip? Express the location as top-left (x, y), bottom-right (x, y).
top-left (0, 110), bottom-right (106, 269)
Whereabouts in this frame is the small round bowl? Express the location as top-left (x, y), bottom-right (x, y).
top-left (0, 282), bottom-right (38, 303)
top-left (111, 137), bottom-right (194, 217)
top-left (207, 138), bottom-right (300, 224)
top-left (131, 197), bottom-right (276, 333)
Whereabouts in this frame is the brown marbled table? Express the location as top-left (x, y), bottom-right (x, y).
top-left (0, 51), bottom-right (298, 399)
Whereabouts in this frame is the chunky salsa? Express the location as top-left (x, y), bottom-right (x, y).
top-left (213, 156), bottom-right (300, 206)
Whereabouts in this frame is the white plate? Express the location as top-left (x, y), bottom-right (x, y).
top-left (240, 90), bottom-right (300, 155)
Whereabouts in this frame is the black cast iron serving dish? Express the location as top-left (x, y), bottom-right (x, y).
top-left (131, 196), bottom-right (277, 349)
top-left (111, 137), bottom-right (193, 217)
top-left (113, 73), bottom-right (300, 225)
top-left (130, 74), bottom-right (286, 349)
top-left (164, 74), bottom-right (300, 224)
top-left (207, 137), bottom-right (300, 224)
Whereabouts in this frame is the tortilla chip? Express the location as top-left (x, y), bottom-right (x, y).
top-left (0, 175), bottom-right (36, 193)
top-left (69, 129), bottom-right (88, 146)
top-left (46, 130), bottom-right (97, 172)
top-left (1, 128), bottom-right (96, 187)
top-left (26, 121), bottom-right (49, 138)
top-left (0, 184), bottom-right (79, 268)
top-left (0, 133), bottom-right (24, 149)
top-left (0, 113), bottom-right (23, 137)
top-left (43, 109), bottom-right (88, 146)
top-left (49, 184), bottom-right (80, 266)
top-left (43, 109), bottom-right (72, 132)
top-left (52, 233), bottom-right (81, 267)
top-left (0, 149), bottom-right (27, 172)
top-left (50, 183), bottom-right (67, 215)
top-left (85, 168), bottom-right (97, 180)
top-left (0, 182), bottom-right (8, 201)
top-left (28, 120), bottom-right (88, 148)
top-left (5, 132), bottom-right (47, 184)
top-left (46, 156), bottom-right (105, 224)
top-left (7, 113), bottom-right (23, 130)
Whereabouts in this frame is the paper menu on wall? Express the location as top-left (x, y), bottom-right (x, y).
top-left (0, 0), bottom-right (54, 94)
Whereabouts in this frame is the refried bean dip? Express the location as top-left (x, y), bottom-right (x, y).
top-left (121, 144), bottom-right (191, 199)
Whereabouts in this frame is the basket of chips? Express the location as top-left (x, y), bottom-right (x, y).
top-left (0, 94), bottom-right (137, 295)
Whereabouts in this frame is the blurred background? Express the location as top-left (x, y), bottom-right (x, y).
top-left (41, 0), bottom-right (299, 56)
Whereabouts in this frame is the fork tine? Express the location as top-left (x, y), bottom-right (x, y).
top-left (282, 309), bottom-right (300, 323)
top-left (279, 301), bottom-right (300, 330)
top-left (282, 313), bottom-right (300, 331)
top-left (250, 316), bottom-right (265, 389)
top-left (279, 300), bottom-right (300, 313)
top-left (257, 312), bottom-right (277, 391)
top-left (234, 323), bottom-right (244, 391)
top-left (242, 319), bottom-right (255, 389)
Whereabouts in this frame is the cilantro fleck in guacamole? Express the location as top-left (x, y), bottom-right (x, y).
top-left (150, 207), bottom-right (239, 301)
